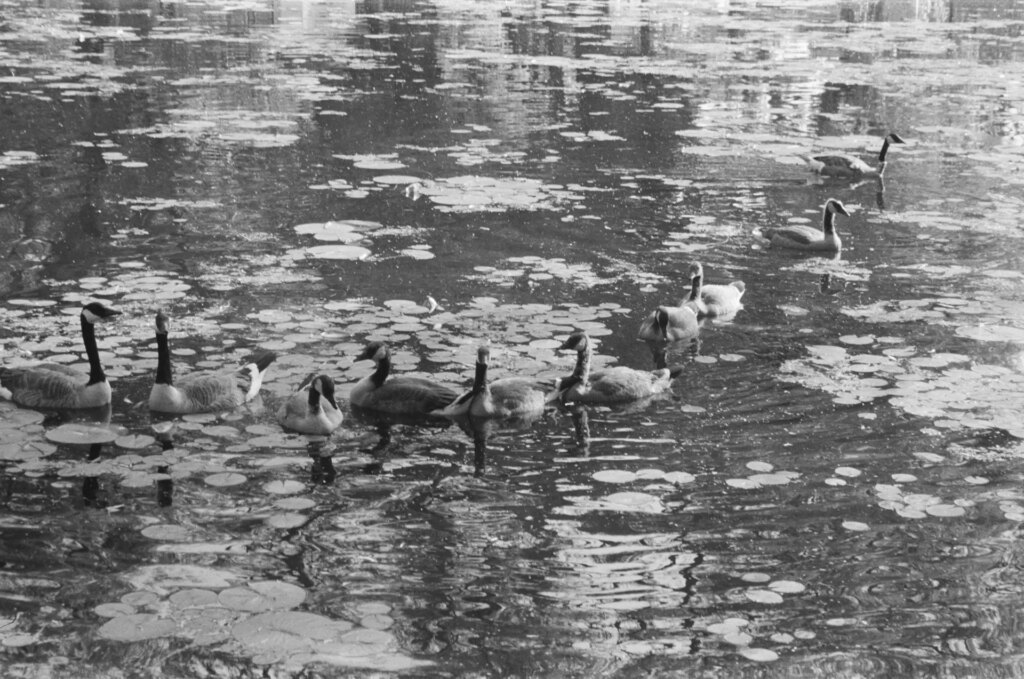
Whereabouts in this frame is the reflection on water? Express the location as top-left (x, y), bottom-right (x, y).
top-left (3, 0), bottom-right (1024, 675)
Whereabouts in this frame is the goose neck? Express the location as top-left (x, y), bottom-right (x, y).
top-left (82, 314), bottom-right (105, 385)
top-left (573, 343), bottom-right (592, 382)
top-left (688, 273), bottom-right (702, 301)
top-left (878, 137), bottom-right (891, 163)
top-left (472, 357), bottom-right (489, 394)
top-left (822, 206), bottom-right (837, 235)
top-left (155, 332), bottom-right (173, 385)
top-left (370, 353), bottom-right (391, 387)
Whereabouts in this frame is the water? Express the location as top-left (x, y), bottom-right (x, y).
top-left (3, 0), bottom-right (1024, 675)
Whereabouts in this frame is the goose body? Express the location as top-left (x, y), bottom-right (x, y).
top-left (350, 341), bottom-right (457, 416)
top-left (438, 346), bottom-right (548, 419)
top-left (686, 262), bottom-right (745, 318)
top-left (762, 199), bottom-right (850, 252)
top-left (278, 374), bottom-right (344, 435)
top-left (638, 305), bottom-right (699, 342)
top-left (148, 311), bottom-right (276, 414)
top-left (805, 132), bottom-right (905, 178)
top-left (0, 302), bottom-right (120, 409)
top-left (554, 332), bottom-right (678, 404)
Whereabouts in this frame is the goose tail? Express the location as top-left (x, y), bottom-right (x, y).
top-left (251, 350), bottom-right (278, 375)
top-left (434, 389), bottom-right (475, 418)
top-left (240, 350), bottom-right (278, 402)
top-left (668, 365), bottom-right (685, 379)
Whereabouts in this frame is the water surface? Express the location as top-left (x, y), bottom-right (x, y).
top-left (3, 0), bottom-right (1024, 676)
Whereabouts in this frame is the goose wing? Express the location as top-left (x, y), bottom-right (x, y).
top-left (809, 152), bottom-right (874, 174)
top-left (586, 367), bottom-right (662, 402)
top-left (371, 376), bottom-right (458, 414)
top-left (764, 225), bottom-right (821, 246)
top-left (1, 365), bottom-right (87, 408)
top-left (174, 371), bottom-right (247, 411)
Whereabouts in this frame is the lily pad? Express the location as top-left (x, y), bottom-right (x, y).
top-left (46, 424), bottom-right (118, 445)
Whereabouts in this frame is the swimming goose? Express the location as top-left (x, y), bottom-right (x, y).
top-left (553, 332), bottom-right (680, 404)
top-left (437, 345), bottom-right (549, 419)
top-left (148, 311), bottom-right (277, 414)
top-left (350, 341), bottom-right (457, 416)
top-left (278, 373), bottom-right (344, 435)
top-left (637, 303), bottom-right (700, 343)
top-left (762, 199), bottom-right (850, 252)
top-left (805, 132), bottom-right (905, 178)
top-left (0, 301), bottom-right (120, 409)
top-left (688, 262), bottom-right (745, 318)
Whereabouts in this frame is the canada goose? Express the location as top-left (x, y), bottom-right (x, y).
top-left (553, 332), bottom-right (680, 404)
top-left (0, 301), bottom-right (120, 409)
top-left (638, 304), bottom-right (700, 342)
top-left (805, 132), bottom-right (905, 178)
top-left (350, 341), bottom-right (457, 416)
top-left (148, 311), bottom-right (276, 414)
top-left (278, 373), bottom-right (343, 435)
top-left (437, 345), bottom-right (549, 419)
top-left (762, 199), bottom-right (850, 252)
top-left (688, 262), bottom-right (745, 318)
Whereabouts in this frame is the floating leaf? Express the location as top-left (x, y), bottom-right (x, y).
top-left (266, 513), bottom-right (308, 529)
top-left (98, 614), bottom-right (177, 641)
top-left (925, 504), bottom-right (966, 518)
top-left (205, 472), bottom-right (247, 487)
top-left (745, 589), bottom-right (784, 604)
top-left (141, 524), bottom-right (194, 542)
top-left (263, 480), bottom-right (305, 495)
top-left (219, 581), bottom-right (306, 612)
top-left (592, 470), bottom-right (636, 484)
top-left (45, 424), bottom-right (118, 445)
top-left (305, 245), bottom-right (372, 260)
top-left (739, 648), bottom-right (779, 662)
top-left (768, 580), bottom-right (805, 594)
top-left (115, 434), bottom-right (156, 450)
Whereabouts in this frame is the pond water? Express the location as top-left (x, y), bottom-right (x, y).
top-left (3, 0), bottom-right (1024, 675)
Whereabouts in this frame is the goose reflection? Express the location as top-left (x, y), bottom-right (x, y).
top-left (308, 442), bottom-right (337, 485)
top-left (350, 405), bottom-right (452, 456)
top-left (451, 408), bottom-right (546, 476)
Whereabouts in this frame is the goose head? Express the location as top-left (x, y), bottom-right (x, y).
top-left (355, 341), bottom-right (389, 364)
top-left (559, 331), bottom-right (591, 353)
top-left (154, 310), bottom-right (170, 335)
top-left (825, 199), bottom-right (850, 218)
top-left (82, 301), bottom-right (120, 324)
top-left (314, 374), bottom-right (340, 409)
top-left (688, 262), bottom-right (703, 279)
top-left (886, 132), bottom-right (906, 145)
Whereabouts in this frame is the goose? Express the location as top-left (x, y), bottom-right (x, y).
top-left (553, 332), bottom-right (680, 404)
top-left (687, 262), bottom-right (745, 318)
top-left (278, 373), bottom-right (344, 435)
top-left (350, 341), bottom-right (457, 416)
top-left (638, 304), bottom-right (700, 343)
top-left (437, 345), bottom-right (549, 419)
top-left (148, 310), bottom-right (276, 414)
top-left (805, 132), bottom-right (905, 178)
top-left (0, 301), bottom-right (120, 409)
top-left (762, 199), bottom-right (850, 252)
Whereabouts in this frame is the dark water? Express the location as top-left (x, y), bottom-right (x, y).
top-left (3, 0), bottom-right (1024, 676)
